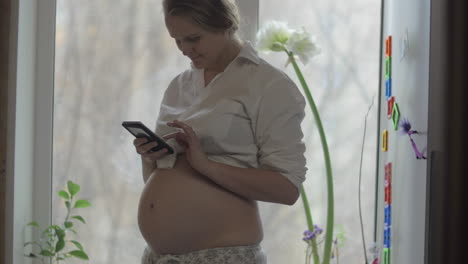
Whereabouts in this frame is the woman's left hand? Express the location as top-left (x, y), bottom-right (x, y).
top-left (166, 120), bottom-right (211, 173)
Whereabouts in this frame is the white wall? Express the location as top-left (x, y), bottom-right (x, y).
top-left (376, 0), bottom-right (431, 262)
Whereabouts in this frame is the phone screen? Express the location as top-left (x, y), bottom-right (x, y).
top-left (126, 127), bottom-right (152, 139)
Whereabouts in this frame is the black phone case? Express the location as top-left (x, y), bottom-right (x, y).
top-left (122, 121), bottom-right (174, 154)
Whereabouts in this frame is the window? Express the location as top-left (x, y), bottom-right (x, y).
top-left (10, 0), bottom-right (378, 263)
top-left (258, 0), bottom-right (380, 262)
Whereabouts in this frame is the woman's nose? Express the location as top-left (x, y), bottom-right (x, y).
top-left (180, 42), bottom-right (193, 56)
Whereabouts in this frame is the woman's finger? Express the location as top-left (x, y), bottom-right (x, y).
top-left (139, 141), bottom-right (158, 153)
top-left (164, 131), bottom-right (188, 147)
top-left (175, 133), bottom-right (189, 148)
top-left (168, 120), bottom-right (197, 142)
top-left (163, 131), bottom-right (182, 140)
top-left (133, 137), bottom-right (148, 147)
top-left (141, 148), bottom-right (168, 160)
top-left (161, 130), bottom-right (190, 150)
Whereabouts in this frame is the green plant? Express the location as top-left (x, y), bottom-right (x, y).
top-left (24, 180), bottom-right (91, 263)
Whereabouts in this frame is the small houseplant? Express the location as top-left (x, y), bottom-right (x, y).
top-left (24, 180), bottom-right (91, 263)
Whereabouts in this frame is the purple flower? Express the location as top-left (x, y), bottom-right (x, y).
top-left (399, 118), bottom-right (419, 136)
top-left (303, 225), bottom-right (324, 241)
top-left (399, 118), bottom-right (412, 135)
top-left (398, 118), bottom-right (426, 159)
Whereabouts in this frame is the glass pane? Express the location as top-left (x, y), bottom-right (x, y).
top-left (53, 1), bottom-right (187, 263)
top-left (258, 0), bottom-right (380, 263)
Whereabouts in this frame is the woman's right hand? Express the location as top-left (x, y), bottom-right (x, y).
top-left (133, 137), bottom-right (170, 163)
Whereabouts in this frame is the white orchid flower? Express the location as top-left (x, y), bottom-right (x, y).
top-left (287, 28), bottom-right (321, 65)
top-left (257, 21), bottom-right (320, 66)
top-left (256, 21), bottom-right (293, 52)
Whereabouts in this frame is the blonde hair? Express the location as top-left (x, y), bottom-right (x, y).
top-left (163, 0), bottom-right (240, 37)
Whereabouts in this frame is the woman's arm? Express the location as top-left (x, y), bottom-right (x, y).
top-left (200, 159), bottom-right (299, 205)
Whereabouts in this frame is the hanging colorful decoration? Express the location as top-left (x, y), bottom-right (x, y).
top-left (399, 118), bottom-right (427, 159)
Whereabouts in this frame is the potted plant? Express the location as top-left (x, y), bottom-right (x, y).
top-left (24, 180), bottom-right (91, 263)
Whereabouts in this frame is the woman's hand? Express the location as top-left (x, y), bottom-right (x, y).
top-left (133, 136), bottom-right (170, 163)
top-left (165, 120), bottom-right (211, 174)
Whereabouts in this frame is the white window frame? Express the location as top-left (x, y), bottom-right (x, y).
top-left (6, 1), bottom-right (258, 263)
top-left (237, 0), bottom-right (259, 43)
top-left (6, 0), bottom-right (56, 263)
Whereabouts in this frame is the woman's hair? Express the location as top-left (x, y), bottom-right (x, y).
top-left (163, 0), bottom-right (240, 37)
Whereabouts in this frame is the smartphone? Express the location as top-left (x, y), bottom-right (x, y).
top-left (122, 121), bottom-right (174, 154)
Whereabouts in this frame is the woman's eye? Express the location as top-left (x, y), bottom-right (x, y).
top-left (187, 37), bottom-right (200, 42)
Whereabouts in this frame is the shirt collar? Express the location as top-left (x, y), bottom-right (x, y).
top-left (237, 41), bottom-right (261, 65)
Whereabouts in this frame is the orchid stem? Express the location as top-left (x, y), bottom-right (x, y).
top-left (300, 185), bottom-right (320, 264)
top-left (287, 51), bottom-right (335, 264)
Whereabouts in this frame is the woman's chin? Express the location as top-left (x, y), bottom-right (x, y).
top-left (191, 58), bottom-right (204, 68)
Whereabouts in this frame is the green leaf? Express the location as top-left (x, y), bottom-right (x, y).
top-left (65, 201), bottom-right (71, 209)
top-left (73, 200), bottom-right (91, 208)
top-left (27, 221), bottom-right (39, 227)
top-left (58, 190), bottom-right (70, 200)
top-left (54, 226), bottom-right (65, 239)
top-left (68, 250), bottom-right (89, 260)
top-left (70, 240), bottom-right (84, 251)
top-left (71, 215), bottom-right (86, 224)
top-left (64, 221), bottom-right (73, 229)
top-left (67, 181), bottom-right (80, 197)
top-left (39, 250), bottom-right (55, 257)
top-left (43, 225), bottom-right (56, 236)
top-left (55, 239), bottom-right (65, 252)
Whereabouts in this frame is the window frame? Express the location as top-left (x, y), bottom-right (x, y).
top-left (6, 0), bottom-right (56, 263)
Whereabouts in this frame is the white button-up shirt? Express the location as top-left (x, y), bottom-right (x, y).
top-left (155, 42), bottom-right (307, 188)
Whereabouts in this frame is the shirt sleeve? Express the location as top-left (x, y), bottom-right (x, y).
top-left (155, 77), bottom-right (179, 136)
top-left (253, 76), bottom-right (308, 188)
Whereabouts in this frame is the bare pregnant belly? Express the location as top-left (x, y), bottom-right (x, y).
top-left (137, 155), bottom-right (263, 254)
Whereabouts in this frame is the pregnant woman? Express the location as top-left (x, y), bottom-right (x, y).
top-left (134, 0), bottom-right (308, 263)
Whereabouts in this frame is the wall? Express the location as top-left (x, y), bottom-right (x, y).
top-left (376, 0), bottom-right (431, 262)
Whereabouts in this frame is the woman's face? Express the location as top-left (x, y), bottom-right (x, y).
top-left (165, 15), bottom-right (230, 70)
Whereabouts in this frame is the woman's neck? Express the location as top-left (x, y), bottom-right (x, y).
top-left (205, 40), bottom-right (242, 74)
